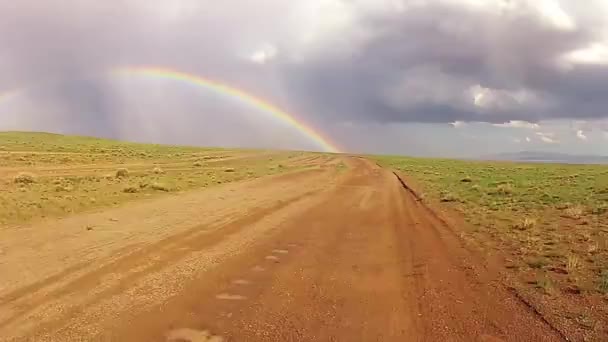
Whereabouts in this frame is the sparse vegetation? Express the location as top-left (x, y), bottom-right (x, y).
top-left (122, 186), bottom-right (139, 194)
top-left (537, 276), bottom-right (554, 295)
top-left (440, 192), bottom-right (458, 202)
top-left (115, 168), bottom-right (130, 178)
top-left (600, 271), bottom-right (608, 294)
top-left (515, 218), bottom-right (536, 231)
top-left (563, 205), bottom-right (584, 219)
top-left (566, 254), bottom-right (580, 273)
top-left (375, 154), bottom-right (608, 332)
top-left (13, 172), bottom-right (36, 184)
top-left (150, 182), bottom-right (170, 192)
top-left (0, 132), bottom-right (320, 225)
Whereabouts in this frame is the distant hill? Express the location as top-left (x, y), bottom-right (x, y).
top-left (482, 151), bottom-right (608, 165)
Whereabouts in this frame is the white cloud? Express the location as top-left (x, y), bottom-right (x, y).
top-left (450, 121), bottom-right (466, 128)
top-left (540, 136), bottom-right (558, 143)
top-left (576, 129), bottom-right (588, 141)
top-left (562, 43), bottom-right (608, 66)
top-left (250, 44), bottom-right (278, 64)
top-left (536, 131), bottom-right (555, 138)
top-left (492, 120), bottom-right (540, 129)
top-left (536, 131), bottom-right (558, 143)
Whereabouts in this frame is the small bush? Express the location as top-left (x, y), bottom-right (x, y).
top-left (566, 255), bottom-right (580, 273)
top-left (563, 205), bottom-right (584, 219)
top-left (514, 218), bottom-right (536, 231)
top-left (460, 176), bottom-right (472, 183)
top-left (115, 168), bottom-right (130, 178)
top-left (13, 172), bottom-right (36, 184)
top-left (600, 271), bottom-right (608, 294)
top-left (496, 184), bottom-right (513, 195)
top-left (440, 192), bottom-right (458, 202)
top-left (224, 168), bottom-right (236, 173)
top-left (153, 167), bottom-right (164, 174)
top-left (537, 276), bottom-right (554, 295)
top-left (193, 161), bottom-right (203, 167)
top-left (591, 204), bottom-right (608, 215)
top-left (526, 257), bottom-right (547, 269)
top-left (122, 186), bottom-right (139, 193)
top-left (54, 185), bottom-right (73, 192)
top-left (150, 182), bottom-right (170, 192)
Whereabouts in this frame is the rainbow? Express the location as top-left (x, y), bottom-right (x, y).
top-left (112, 66), bottom-right (340, 153)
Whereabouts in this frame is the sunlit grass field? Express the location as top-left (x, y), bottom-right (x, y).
top-left (376, 155), bottom-right (608, 330)
top-left (0, 132), bottom-right (316, 225)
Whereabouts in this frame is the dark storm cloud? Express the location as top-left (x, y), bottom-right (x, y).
top-left (279, 1), bottom-right (608, 124)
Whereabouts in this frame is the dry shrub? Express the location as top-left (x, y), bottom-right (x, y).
top-left (460, 176), bottom-right (472, 183)
top-left (601, 271), bottom-right (608, 294)
top-left (193, 161), bottom-right (203, 167)
top-left (566, 255), bottom-right (580, 273)
top-left (496, 184), bottom-right (513, 195)
top-left (122, 186), bottom-right (139, 193)
top-left (224, 168), bottom-right (236, 173)
top-left (115, 168), bottom-right (130, 178)
top-left (440, 192), bottom-right (458, 202)
top-left (563, 205), bottom-right (584, 219)
top-left (153, 167), bottom-right (164, 174)
top-left (13, 172), bottom-right (36, 184)
top-left (515, 217), bottom-right (536, 231)
top-left (150, 182), bottom-right (170, 192)
top-left (54, 185), bottom-right (73, 192)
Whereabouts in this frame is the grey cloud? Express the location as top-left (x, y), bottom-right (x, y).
top-left (278, 1), bottom-right (608, 125)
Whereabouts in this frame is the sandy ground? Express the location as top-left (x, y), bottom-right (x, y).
top-left (0, 157), bottom-right (566, 341)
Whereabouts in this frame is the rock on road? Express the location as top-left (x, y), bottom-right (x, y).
top-left (0, 157), bottom-right (564, 341)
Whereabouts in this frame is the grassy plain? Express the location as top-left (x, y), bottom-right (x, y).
top-left (376, 155), bottom-right (608, 335)
top-left (0, 132), bottom-right (319, 225)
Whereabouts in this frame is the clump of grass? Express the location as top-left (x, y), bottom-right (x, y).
top-left (193, 161), bottom-right (203, 167)
top-left (152, 166), bottom-right (164, 174)
top-left (588, 242), bottom-right (600, 254)
top-left (566, 254), bottom-right (580, 273)
top-left (150, 182), bottom-right (170, 192)
top-left (591, 204), bottom-right (608, 215)
top-left (460, 176), bottom-right (472, 183)
top-left (563, 205), bottom-right (584, 219)
top-left (526, 257), bottom-right (547, 269)
top-left (440, 192), bottom-right (458, 202)
top-left (13, 172), bottom-right (36, 184)
top-left (54, 185), bottom-right (73, 192)
top-left (537, 276), bottom-right (555, 295)
top-left (224, 167), bottom-right (236, 173)
top-left (115, 168), bottom-right (130, 178)
top-left (496, 184), bottom-right (513, 195)
top-left (122, 185), bottom-right (139, 193)
top-left (600, 271), bottom-right (608, 294)
top-left (514, 218), bottom-right (537, 231)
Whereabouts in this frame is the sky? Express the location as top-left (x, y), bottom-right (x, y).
top-left (1, 0), bottom-right (608, 157)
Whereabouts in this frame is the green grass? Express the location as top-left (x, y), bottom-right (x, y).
top-left (0, 132), bottom-right (322, 225)
top-left (375, 154), bottom-right (608, 339)
top-left (375, 155), bottom-right (608, 293)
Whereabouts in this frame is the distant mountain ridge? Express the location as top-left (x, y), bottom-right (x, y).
top-left (482, 151), bottom-right (608, 164)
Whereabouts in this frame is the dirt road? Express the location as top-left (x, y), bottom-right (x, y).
top-left (0, 157), bottom-right (565, 341)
